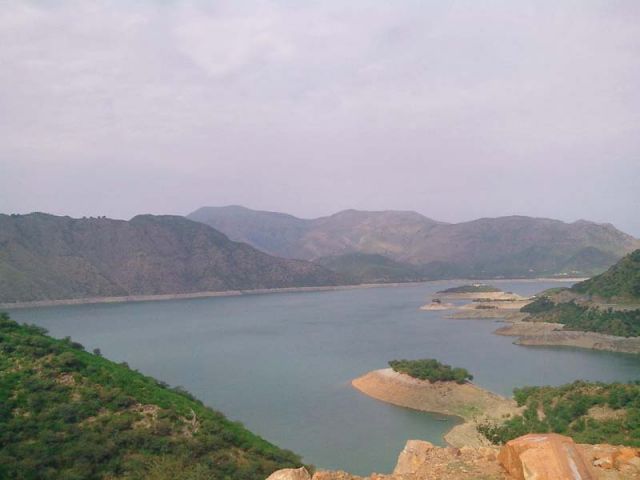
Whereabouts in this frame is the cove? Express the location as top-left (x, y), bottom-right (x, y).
top-left (7, 280), bottom-right (640, 475)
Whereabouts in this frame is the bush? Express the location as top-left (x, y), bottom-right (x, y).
top-left (389, 359), bottom-right (473, 384)
top-left (479, 381), bottom-right (640, 446)
top-left (0, 314), bottom-right (306, 479)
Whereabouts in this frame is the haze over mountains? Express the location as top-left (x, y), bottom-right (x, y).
top-left (189, 206), bottom-right (640, 281)
top-left (0, 213), bottom-right (340, 303)
top-left (2, 207), bottom-right (638, 304)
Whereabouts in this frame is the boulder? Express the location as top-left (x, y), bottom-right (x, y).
top-left (612, 447), bottom-right (640, 470)
top-left (393, 440), bottom-right (434, 475)
top-left (266, 467), bottom-right (312, 480)
top-left (312, 471), bottom-right (363, 480)
top-left (498, 433), bottom-right (594, 480)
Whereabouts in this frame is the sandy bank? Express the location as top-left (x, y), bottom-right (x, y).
top-left (351, 369), bottom-right (519, 448)
top-left (419, 302), bottom-right (455, 311)
top-left (496, 321), bottom-right (640, 355)
top-left (434, 291), bottom-right (522, 300)
top-left (445, 302), bottom-right (531, 320)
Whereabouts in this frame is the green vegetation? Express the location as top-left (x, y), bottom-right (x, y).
top-left (478, 381), bottom-right (640, 447)
top-left (0, 313), bottom-right (304, 480)
top-left (521, 295), bottom-right (557, 314)
top-left (389, 359), bottom-right (473, 384)
top-left (437, 284), bottom-right (501, 294)
top-left (521, 251), bottom-right (640, 337)
top-left (572, 249), bottom-right (640, 302)
top-left (523, 297), bottom-right (640, 337)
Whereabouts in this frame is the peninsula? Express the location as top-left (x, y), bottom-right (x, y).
top-left (352, 360), bottom-right (519, 447)
top-left (496, 250), bottom-right (640, 354)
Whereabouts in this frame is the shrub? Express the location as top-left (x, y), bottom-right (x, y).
top-left (389, 359), bottom-right (473, 384)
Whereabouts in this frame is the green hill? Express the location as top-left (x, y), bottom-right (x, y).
top-left (521, 250), bottom-right (640, 337)
top-left (572, 249), bottom-right (640, 302)
top-left (0, 313), bottom-right (304, 479)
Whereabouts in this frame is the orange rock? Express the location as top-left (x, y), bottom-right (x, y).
top-left (498, 433), bottom-right (594, 480)
top-left (393, 440), bottom-right (435, 475)
top-left (613, 447), bottom-right (639, 469)
top-left (266, 467), bottom-right (311, 480)
top-left (613, 447), bottom-right (638, 465)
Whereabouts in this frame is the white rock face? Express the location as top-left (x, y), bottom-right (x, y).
top-left (266, 467), bottom-right (312, 480)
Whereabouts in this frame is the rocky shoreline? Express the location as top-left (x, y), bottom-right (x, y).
top-left (288, 367), bottom-right (640, 479)
top-left (0, 282), bottom-right (429, 310)
top-left (495, 320), bottom-right (640, 355)
top-left (423, 291), bottom-right (640, 355)
top-left (351, 369), bottom-right (519, 448)
top-left (1, 277), bottom-right (585, 310)
top-left (267, 434), bottom-right (640, 479)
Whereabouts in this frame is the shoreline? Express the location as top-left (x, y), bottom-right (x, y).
top-left (0, 282), bottom-right (426, 310)
top-left (0, 277), bottom-right (585, 310)
top-left (429, 291), bottom-right (640, 355)
top-left (495, 320), bottom-right (640, 355)
top-left (352, 368), bottom-right (520, 448)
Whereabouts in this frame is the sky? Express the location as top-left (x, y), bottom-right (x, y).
top-left (1, 0), bottom-right (639, 235)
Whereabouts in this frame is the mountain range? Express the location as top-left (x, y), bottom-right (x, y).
top-left (188, 206), bottom-right (640, 280)
top-left (2, 207), bottom-right (638, 304)
top-left (0, 213), bottom-right (340, 304)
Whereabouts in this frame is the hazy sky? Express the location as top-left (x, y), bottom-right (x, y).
top-left (1, 1), bottom-right (639, 235)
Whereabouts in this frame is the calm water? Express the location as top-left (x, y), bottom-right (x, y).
top-left (7, 280), bottom-right (640, 475)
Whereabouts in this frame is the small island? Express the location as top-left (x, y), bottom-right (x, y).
top-left (352, 360), bottom-right (519, 447)
top-left (436, 284), bottom-right (502, 295)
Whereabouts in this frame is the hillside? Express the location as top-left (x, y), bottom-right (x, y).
top-left (572, 249), bottom-right (640, 302)
top-left (314, 253), bottom-right (424, 283)
top-left (0, 313), bottom-right (304, 479)
top-left (188, 206), bottom-right (441, 261)
top-left (0, 213), bottom-right (341, 304)
top-left (188, 206), bottom-right (639, 279)
top-left (187, 205), bottom-right (309, 259)
top-left (520, 250), bottom-right (640, 337)
top-left (478, 381), bottom-right (640, 447)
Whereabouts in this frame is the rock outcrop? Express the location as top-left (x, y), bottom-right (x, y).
top-left (498, 433), bottom-right (593, 480)
top-left (393, 440), bottom-right (435, 475)
top-left (266, 467), bottom-right (312, 480)
top-left (266, 434), bottom-right (640, 480)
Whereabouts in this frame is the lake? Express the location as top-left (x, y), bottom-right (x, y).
top-left (7, 279), bottom-right (640, 475)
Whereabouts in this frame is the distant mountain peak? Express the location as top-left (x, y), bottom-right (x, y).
top-left (188, 206), bottom-right (639, 279)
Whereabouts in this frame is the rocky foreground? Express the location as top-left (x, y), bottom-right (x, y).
top-left (267, 433), bottom-right (640, 480)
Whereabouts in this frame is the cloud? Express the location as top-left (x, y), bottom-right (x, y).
top-left (0, 0), bottom-right (639, 235)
